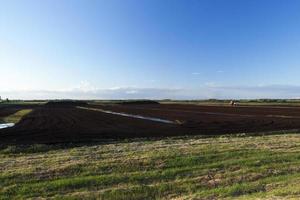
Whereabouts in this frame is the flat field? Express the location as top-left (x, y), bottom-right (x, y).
top-left (2, 102), bottom-right (300, 143)
top-left (2, 134), bottom-right (300, 199)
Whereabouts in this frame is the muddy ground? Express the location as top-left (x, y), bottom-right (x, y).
top-left (1, 102), bottom-right (300, 144)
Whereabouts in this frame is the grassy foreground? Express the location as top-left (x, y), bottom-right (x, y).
top-left (1, 134), bottom-right (300, 199)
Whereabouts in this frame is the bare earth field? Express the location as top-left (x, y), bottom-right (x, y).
top-left (1, 102), bottom-right (300, 144)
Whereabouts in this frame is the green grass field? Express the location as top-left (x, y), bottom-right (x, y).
top-left (2, 134), bottom-right (300, 199)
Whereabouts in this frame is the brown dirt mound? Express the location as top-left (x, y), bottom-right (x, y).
top-left (45, 101), bottom-right (88, 107)
top-left (119, 100), bottom-right (160, 105)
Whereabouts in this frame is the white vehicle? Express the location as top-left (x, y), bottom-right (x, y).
top-left (230, 100), bottom-right (238, 106)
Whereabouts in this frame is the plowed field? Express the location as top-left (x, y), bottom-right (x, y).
top-left (1, 102), bottom-right (300, 144)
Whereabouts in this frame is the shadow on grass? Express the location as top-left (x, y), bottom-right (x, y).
top-left (1, 129), bottom-right (300, 154)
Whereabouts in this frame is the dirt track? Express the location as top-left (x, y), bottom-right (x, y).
top-left (1, 103), bottom-right (300, 144)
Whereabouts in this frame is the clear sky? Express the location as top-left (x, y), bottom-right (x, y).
top-left (1, 0), bottom-right (300, 99)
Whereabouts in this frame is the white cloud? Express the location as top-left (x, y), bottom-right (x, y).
top-left (147, 79), bottom-right (157, 83)
top-left (0, 87), bottom-right (184, 100)
top-left (1, 84), bottom-right (300, 100)
top-left (126, 90), bottom-right (138, 94)
top-left (192, 72), bottom-right (201, 75)
top-left (75, 81), bottom-right (96, 92)
top-left (204, 82), bottom-right (219, 87)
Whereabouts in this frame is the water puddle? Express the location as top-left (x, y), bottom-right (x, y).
top-left (0, 123), bottom-right (15, 129)
top-left (78, 107), bottom-right (175, 124)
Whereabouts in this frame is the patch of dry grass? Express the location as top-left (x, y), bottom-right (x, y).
top-left (1, 109), bottom-right (32, 124)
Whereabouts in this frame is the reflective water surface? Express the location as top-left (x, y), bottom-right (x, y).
top-left (78, 107), bottom-right (175, 124)
top-left (0, 123), bottom-right (15, 129)
top-left (100, 109), bottom-right (175, 124)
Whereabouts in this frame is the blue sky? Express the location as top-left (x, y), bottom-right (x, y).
top-left (1, 0), bottom-right (300, 99)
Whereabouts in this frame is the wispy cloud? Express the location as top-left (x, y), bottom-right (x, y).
top-left (72, 81), bottom-right (97, 92)
top-left (146, 79), bottom-right (157, 83)
top-left (0, 87), bottom-right (185, 100)
top-left (204, 82), bottom-right (219, 87)
top-left (2, 84), bottom-right (300, 100)
top-left (192, 72), bottom-right (201, 75)
top-left (125, 90), bottom-right (138, 94)
top-left (200, 85), bottom-right (300, 99)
